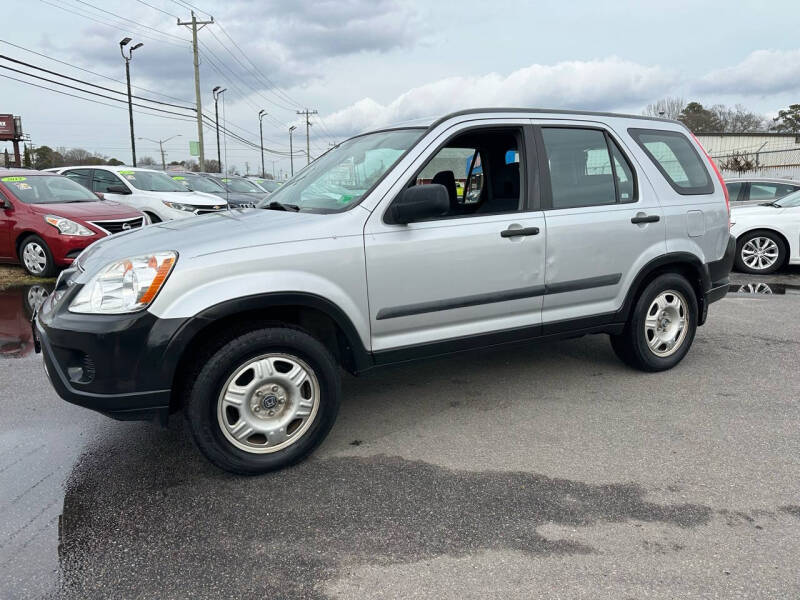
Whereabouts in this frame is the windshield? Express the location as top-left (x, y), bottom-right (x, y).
top-left (774, 189), bottom-right (800, 208)
top-left (1, 174), bottom-right (98, 204)
top-left (254, 179), bottom-right (280, 192)
top-left (258, 128), bottom-right (424, 212)
top-left (173, 173), bottom-right (225, 193)
top-left (219, 177), bottom-right (264, 193)
top-left (119, 170), bottom-right (188, 192)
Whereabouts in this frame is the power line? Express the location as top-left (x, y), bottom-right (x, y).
top-left (132, 0), bottom-right (180, 20)
top-left (68, 0), bottom-right (189, 43)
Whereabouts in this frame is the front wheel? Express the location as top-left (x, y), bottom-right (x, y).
top-left (610, 273), bottom-right (698, 372)
top-left (185, 327), bottom-right (341, 475)
top-left (19, 235), bottom-right (56, 277)
top-left (734, 230), bottom-right (785, 274)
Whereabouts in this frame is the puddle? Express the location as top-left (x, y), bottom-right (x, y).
top-left (728, 282), bottom-right (800, 296)
top-left (0, 283), bottom-right (54, 358)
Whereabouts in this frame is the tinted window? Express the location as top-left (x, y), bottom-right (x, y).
top-left (628, 128), bottom-right (713, 194)
top-left (120, 170), bottom-right (187, 192)
top-left (92, 170), bottom-right (126, 193)
top-left (221, 177), bottom-right (264, 193)
top-left (747, 182), bottom-right (800, 201)
top-left (63, 168), bottom-right (92, 190)
top-left (175, 174), bottom-right (225, 193)
top-left (726, 181), bottom-right (744, 201)
top-left (542, 128), bottom-right (617, 209)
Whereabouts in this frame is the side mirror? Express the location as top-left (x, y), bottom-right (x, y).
top-left (94, 192), bottom-right (105, 200)
top-left (1, 197), bottom-right (12, 210)
top-left (389, 184), bottom-right (449, 225)
top-left (106, 185), bottom-right (131, 195)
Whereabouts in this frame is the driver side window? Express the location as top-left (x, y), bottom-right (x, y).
top-left (92, 170), bottom-right (126, 193)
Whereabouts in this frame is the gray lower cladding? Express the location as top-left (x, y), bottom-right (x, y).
top-left (376, 273), bottom-right (622, 320)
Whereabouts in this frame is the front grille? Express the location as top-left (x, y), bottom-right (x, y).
top-left (194, 205), bottom-right (227, 215)
top-left (89, 216), bottom-right (145, 234)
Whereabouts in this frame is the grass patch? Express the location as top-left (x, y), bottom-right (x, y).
top-left (0, 265), bottom-right (55, 290)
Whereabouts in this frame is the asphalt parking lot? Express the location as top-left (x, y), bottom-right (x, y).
top-left (1, 269), bottom-right (799, 599)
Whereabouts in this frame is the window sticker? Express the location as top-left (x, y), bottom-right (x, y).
top-left (172, 176), bottom-right (186, 180)
top-left (118, 170), bottom-right (135, 175)
top-left (1, 176), bottom-right (26, 182)
top-left (15, 182), bottom-right (32, 190)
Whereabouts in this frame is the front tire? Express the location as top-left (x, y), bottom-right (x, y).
top-left (610, 273), bottom-right (698, 372)
top-left (734, 230), bottom-right (785, 274)
top-left (185, 327), bottom-right (341, 475)
top-left (19, 235), bottom-right (56, 277)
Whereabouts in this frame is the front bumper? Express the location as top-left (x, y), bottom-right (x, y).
top-left (34, 273), bottom-right (187, 423)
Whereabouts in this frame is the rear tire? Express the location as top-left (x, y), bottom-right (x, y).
top-left (734, 230), bottom-right (785, 274)
top-left (610, 273), bottom-right (698, 372)
top-left (19, 235), bottom-right (56, 277)
top-left (185, 326), bottom-right (341, 475)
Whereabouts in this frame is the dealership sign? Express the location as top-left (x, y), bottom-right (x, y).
top-left (0, 114), bottom-right (21, 140)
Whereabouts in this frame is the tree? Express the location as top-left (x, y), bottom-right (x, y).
top-left (33, 145), bottom-right (57, 169)
top-left (63, 148), bottom-right (93, 165)
top-left (106, 157), bottom-right (124, 166)
top-left (643, 97), bottom-right (685, 120)
top-left (23, 145), bottom-right (32, 168)
top-left (138, 156), bottom-right (156, 166)
top-left (203, 159), bottom-right (219, 173)
top-left (678, 102), bottom-right (722, 133)
top-left (711, 104), bottom-right (765, 133)
top-left (771, 104), bottom-right (800, 134)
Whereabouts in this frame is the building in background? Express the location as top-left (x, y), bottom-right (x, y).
top-left (696, 132), bottom-right (800, 180)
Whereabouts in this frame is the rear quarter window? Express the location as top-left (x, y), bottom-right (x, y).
top-left (628, 128), bottom-right (713, 195)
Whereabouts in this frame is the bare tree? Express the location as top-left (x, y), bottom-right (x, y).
top-left (711, 104), bottom-right (766, 133)
top-left (643, 97), bottom-right (685, 120)
top-left (138, 156), bottom-right (157, 167)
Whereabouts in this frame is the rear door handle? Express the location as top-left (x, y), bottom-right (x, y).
top-left (501, 226), bottom-right (540, 238)
top-left (631, 214), bottom-right (660, 224)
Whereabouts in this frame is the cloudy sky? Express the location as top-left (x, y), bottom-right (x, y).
top-left (2, 0), bottom-right (798, 177)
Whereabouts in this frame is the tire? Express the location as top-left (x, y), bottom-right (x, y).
top-left (610, 273), bottom-right (698, 372)
top-left (734, 230), bottom-right (785, 274)
top-left (144, 211), bottom-right (162, 224)
top-left (185, 327), bottom-right (341, 475)
top-left (19, 235), bottom-right (56, 277)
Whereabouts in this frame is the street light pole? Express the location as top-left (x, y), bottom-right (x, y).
top-left (212, 86), bottom-right (226, 173)
top-left (289, 125), bottom-right (296, 177)
top-left (120, 37), bottom-right (143, 167)
top-left (138, 135), bottom-right (182, 171)
top-left (258, 110), bottom-right (267, 178)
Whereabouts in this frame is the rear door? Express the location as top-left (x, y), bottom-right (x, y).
top-left (535, 122), bottom-right (666, 327)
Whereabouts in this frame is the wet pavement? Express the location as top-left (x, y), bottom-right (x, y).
top-left (1, 269), bottom-right (799, 599)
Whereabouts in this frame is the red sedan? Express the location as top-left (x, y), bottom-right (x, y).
top-left (0, 170), bottom-right (146, 276)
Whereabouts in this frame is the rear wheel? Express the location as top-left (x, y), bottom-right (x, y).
top-left (610, 273), bottom-right (697, 372)
top-left (734, 230), bottom-right (785, 274)
top-left (185, 327), bottom-right (341, 475)
top-left (19, 235), bottom-right (56, 277)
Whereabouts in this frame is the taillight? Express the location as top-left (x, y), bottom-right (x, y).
top-left (692, 133), bottom-right (730, 227)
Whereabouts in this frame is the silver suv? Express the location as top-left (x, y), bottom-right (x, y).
top-left (34, 109), bottom-right (735, 474)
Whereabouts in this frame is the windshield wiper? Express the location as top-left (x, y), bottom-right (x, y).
top-left (263, 201), bottom-right (300, 212)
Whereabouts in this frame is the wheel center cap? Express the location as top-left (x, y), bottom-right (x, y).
top-left (262, 395), bottom-right (278, 410)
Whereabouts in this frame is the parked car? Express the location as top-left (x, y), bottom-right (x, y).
top-left (34, 108), bottom-right (734, 474)
top-left (55, 166), bottom-right (228, 223)
top-left (0, 283), bottom-right (52, 358)
top-left (0, 170), bottom-right (146, 276)
top-left (729, 189), bottom-right (800, 273)
top-left (168, 172), bottom-right (258, 208)
top-left (208, 174), bottom-right (270, 201)
top-left (725, 177), bottom-right (800, 206)
top-left (248, 177), bottom-right (281, 194)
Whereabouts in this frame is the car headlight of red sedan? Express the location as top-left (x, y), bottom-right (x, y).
top-left (44, 214), bottom-right (95, 236)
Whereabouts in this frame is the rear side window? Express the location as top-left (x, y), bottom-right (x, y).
top-left (747, 182), bottom-right (800, 201)
top-left (541, 127), bottom-right (637, 209)
top-left (63, 168), bottom-right (92, 190)
top-left (628, 128), bottom-right (713, 195)
top-left (726, 181), bottom-right (743, 202)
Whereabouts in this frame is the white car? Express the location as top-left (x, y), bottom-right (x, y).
top-left (730, 190), bottom-right (800, 273)
top-left (55, 166), bottom-right (228, 222)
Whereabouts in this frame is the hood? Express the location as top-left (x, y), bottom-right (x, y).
top-left (25, 200), bottom-right (143, 220)
top-left (75, 208), bottom-right (359, 276)
top-left (136, 190), bottom-right (226, 206)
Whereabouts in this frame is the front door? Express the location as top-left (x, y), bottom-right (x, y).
top-left (364, 123), bottom-right (547, 354)
top-left (535, 123), bottom-right (666, 326)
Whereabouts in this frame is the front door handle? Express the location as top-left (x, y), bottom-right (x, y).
top-left (631, 214), bottom-right (660, 224)
top-left (501, 226), bottom-right (540, 238)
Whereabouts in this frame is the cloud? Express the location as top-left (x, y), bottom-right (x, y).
top-left (321, 57), bottom-right (676, 136)
top-left (696, 49), bottom-right (800, 95)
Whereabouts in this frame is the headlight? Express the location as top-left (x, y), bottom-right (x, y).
top-left (162, 200), bottom-right (195, 212)
top-left (44, 215), bottom-right (94, 236)
top-left (69, 251), bottom-right (177, 314)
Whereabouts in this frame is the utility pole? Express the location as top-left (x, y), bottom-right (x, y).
top-left (289, 125), bottom-right (296, 176)
top-left (138, 135), bottom-right (181, 171)
top-left (258, 109), bottom-right (267, 178)
top-left (212, 86), bottom-right (225, 173)
top-left (178, 11), bottom-right (213, 172)
top-left (296, 108), bottom-right (317, 165)
top-left (120, 37), bottom-right (143, 167)
top-left (271, 159), bottom-right (277, 179)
